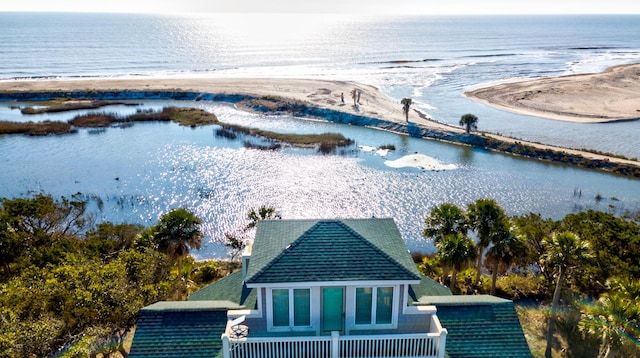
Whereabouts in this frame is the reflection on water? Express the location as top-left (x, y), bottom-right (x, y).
top-left (1, 101), bottom-right (638, 259)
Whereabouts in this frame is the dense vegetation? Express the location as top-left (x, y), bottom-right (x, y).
top-left (1, 193), bottom-right (639, 357)
top-left (0, 194), bottom-right (228, 357)
top-left (419, 199), bottom-right (640, 358)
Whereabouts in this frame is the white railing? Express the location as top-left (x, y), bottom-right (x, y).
top-left (225, 335), bottom-right (332, 358)
top-left (222, 331), bottom-right (445, 358)
top-left (338, 333), bottom-right (441, 358)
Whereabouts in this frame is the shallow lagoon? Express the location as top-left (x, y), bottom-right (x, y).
top-left (1, 101), bottom-right (638, 259)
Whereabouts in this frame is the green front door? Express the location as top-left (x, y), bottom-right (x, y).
top-left (322, 287), bottom-right (344, 332)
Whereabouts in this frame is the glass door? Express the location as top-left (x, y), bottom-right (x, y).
top-left (321, 287), bottom-right (344, 332)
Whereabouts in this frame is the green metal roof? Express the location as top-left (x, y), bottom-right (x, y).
top-left (188, 270), bottom-right (257, 309)
top-left (129, 304), bottom-right (228, 358)
top-left (245, 218), bottom-right (421, 284)
top-left (435, 296), bottom-right (532, 358)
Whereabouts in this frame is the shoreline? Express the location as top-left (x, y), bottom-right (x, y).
top-left (0, 78), bottom-right (639, 178)
top-left (464, 63), bottom-right (640, 123)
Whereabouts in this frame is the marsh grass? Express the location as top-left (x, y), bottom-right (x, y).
top-left (0, 121), bottom-right (73, 135)
top-left (69, 107), bottom-right (219, 127)
top-left (20, 99), bottom-right (135, 114)
top-left (1, 107), bottom-right (219, 135)
top-left (220, 122), bottom-right (353, 150)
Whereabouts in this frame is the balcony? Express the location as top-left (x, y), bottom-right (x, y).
top-left (221, 314), bottom-right (447, 358)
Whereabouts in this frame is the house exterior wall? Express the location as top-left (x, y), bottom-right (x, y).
top-left (236, 283), bottom-right (432, 338)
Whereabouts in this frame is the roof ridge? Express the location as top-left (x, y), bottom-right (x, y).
top-left (335, 220), bottom-right (420, 280)
top-left (247, 220), bottom-right (326, 282)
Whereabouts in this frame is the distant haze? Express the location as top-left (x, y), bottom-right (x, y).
top-left (2, 0), bottom-right (640, 14)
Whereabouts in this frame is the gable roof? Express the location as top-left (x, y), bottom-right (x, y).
top-left (427, 296), bottom-right (532, 358)
top-left (245, 218), bottom-right (421, 284)
top-left (129, 302), bottom-right (228, 358)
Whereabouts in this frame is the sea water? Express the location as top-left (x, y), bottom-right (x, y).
top-left (1, 13), bottom-right (639, 258)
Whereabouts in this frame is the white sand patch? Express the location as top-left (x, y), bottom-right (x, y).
top-left (359, 146), bottom-right (391, 157)
top-left (385, 154), bottom-right (457, 171)
top-left (359, 145), bottom-right (377, 152)
top-left (376, 149), bottom-right (390, 157)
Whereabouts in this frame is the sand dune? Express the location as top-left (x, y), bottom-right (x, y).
top-left (465, 63), bottom-right (640, 123)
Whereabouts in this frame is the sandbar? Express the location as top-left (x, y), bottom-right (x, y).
top-left (0, 77), bottom-right (418, 125)
top-left (1, 77), bottom-right (638, 171)
top-left (465, 63), bottom-right (640, 123)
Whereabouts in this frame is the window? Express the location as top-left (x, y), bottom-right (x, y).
top-left (355, 287), bottom-right (373, 324)
top-left (272, 289), bottom-right (290, 327)
top-left (270, 288), bottom-right (311, 328)
top-left (293, 288), bottom-right (311, 326)
top-left (354, 286), bottom-right (394, 325)
top-left (376, 287), bottom-right (393, 324)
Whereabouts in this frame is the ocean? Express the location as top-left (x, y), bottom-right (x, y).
top-left (1, 12), bottom-right (639, 258)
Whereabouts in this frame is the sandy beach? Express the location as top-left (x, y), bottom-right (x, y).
top-left (1, 77), bottom-right (639, 170)
top-left (0, 78), bottom-right (413, 124)
top-left (465, 63), bottom-right (640, 123)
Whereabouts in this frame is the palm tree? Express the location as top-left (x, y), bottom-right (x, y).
top-left (152, 208), bottom-right (203, 273)
top-left (459, 113), bottom-right (478, 134)
top-left (579, 278), bottom-right (640, 358)
top-left (542, 231), bottom-right (592, 358)
top-left (245, 205), bottom-right (279, 230)
top-left (423, 203), bottom-right (468, 285)
top-left (467, 198), bottom-right (507, 284)
top-left (401, 98), bottom-right (412, 122)
top-left (436, 233), bottom-right (477, 290)
top-left (485, 221), bottom-right (525, 295)
top-left (226, 205), bottom-right (280, 260)
top-left (423, 203), bottom-right (468, 243)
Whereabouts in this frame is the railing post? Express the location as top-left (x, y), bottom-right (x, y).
top-left (221, 334), bottom-right (230, 358)
top-left (331, 331), bottom-right (339, 358)
top-left (438, 329), bottom-right (447, 358)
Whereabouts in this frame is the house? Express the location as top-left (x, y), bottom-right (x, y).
top-left (130, 218), bottom-right (532, 358)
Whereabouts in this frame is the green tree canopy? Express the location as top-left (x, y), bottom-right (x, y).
top-left (543, 231), bottom-right (593, 358)
top-left (423, 202), bottom-right (468, 244)
top-left (459, 113), bottom-right (478, 134)
top-left (147, 208), bottom-right (203, 271)
top-left (467, 198), bottom-right (508, 284)
top-left (579, 277), bottom-right (640, 358)
top-left (485, 222), bottom-right (526, 295)
top-left (436, 233), bottom-right (477, 290)
top-left (560, 210), bottom-right (640, 296)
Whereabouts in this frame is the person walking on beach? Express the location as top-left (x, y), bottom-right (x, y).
top-left (341, 92), bottom-right (344, 104)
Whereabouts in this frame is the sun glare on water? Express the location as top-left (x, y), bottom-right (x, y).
top-left (192, 13), bottom-right (348, 48)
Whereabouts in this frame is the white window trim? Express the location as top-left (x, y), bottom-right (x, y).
top-left (266, 287), bottom-right (314, 332)
top-left (349, 285), bottom-right (398, 330)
